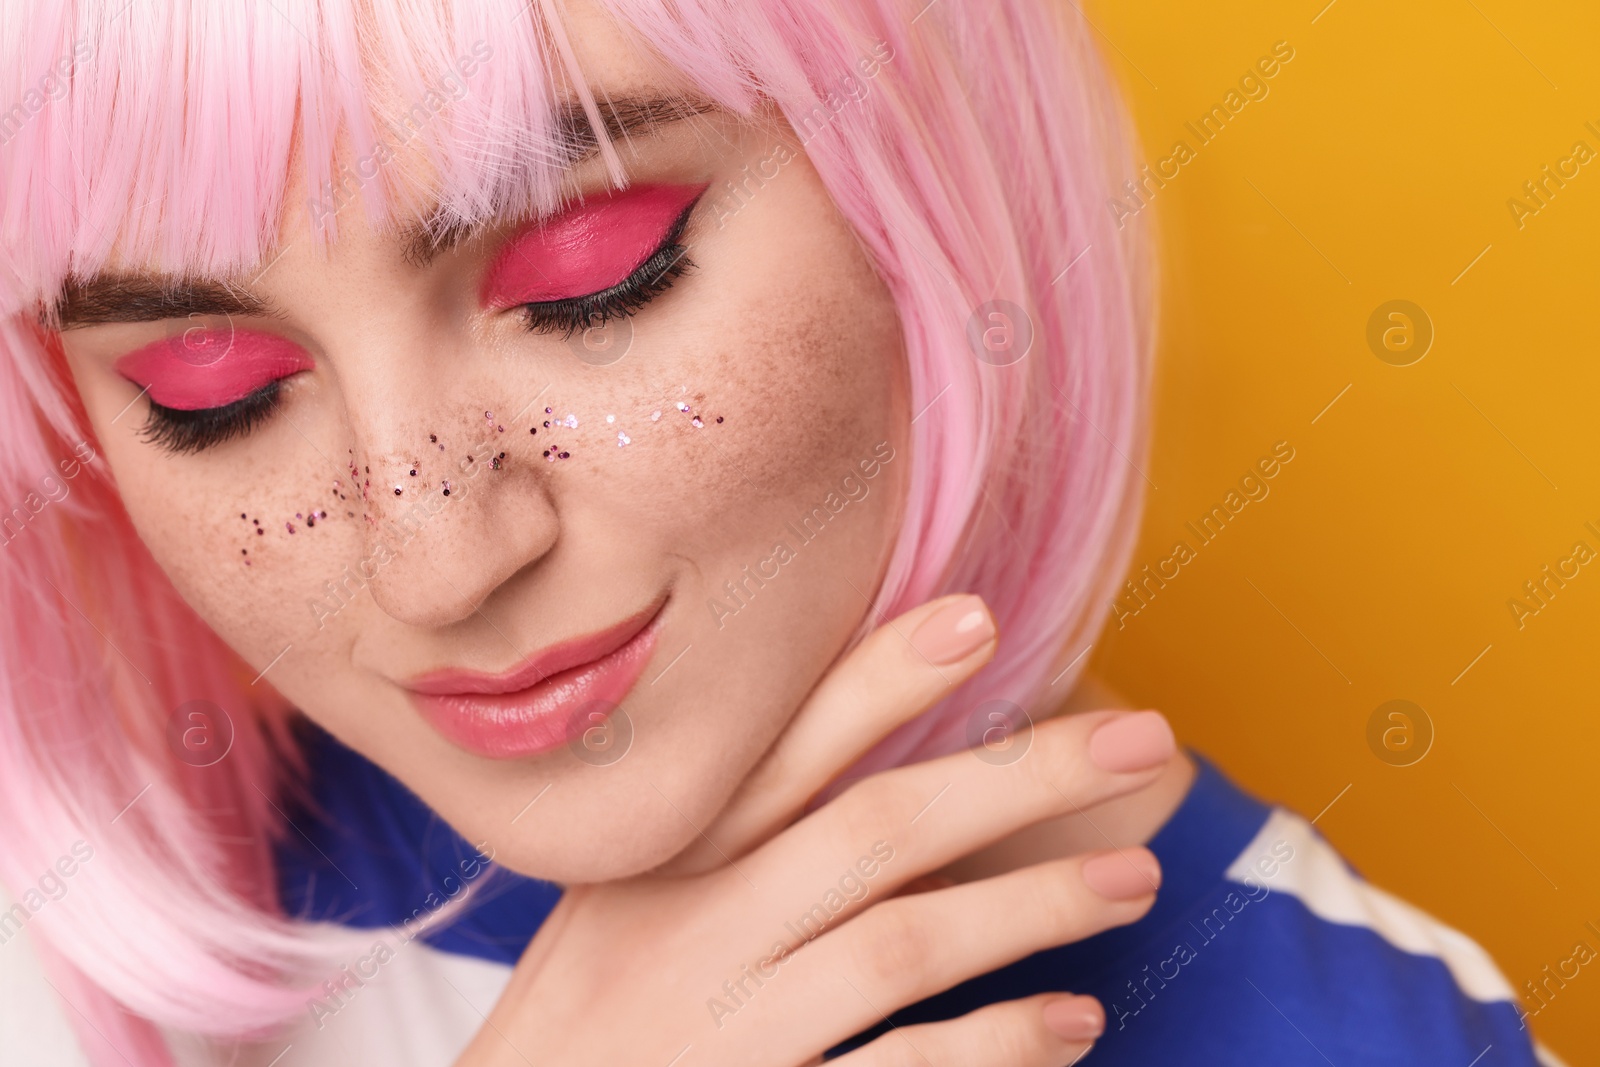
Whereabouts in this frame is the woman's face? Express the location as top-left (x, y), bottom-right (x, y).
top-left (54, 6), bottom-right (909, 882)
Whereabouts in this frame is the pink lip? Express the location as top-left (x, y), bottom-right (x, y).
top-left (114, 329), bottom-right (314, 410)
top-left (405, 599), bottom-right (665, 760)
top-left (480, 182), bottom-right (708, 309)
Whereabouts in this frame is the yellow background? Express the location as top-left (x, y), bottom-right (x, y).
top-left (1087, 0), bottom-right (1600, 1059)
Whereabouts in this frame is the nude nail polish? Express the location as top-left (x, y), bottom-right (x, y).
top-left (1087, 710), bottom-right (1176, 773)
top-left (1042, 994), bottom-right (1105, 1041)
top-left (1081, 849), bottom-right (1162, 900)
top-left (908, 595), bottom-right (995, 664)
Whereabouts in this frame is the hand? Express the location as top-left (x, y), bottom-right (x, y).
top-left (457, 594), bottom-right (1178, 1067)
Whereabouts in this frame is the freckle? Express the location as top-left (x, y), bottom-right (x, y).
top-left (240, 549), bottom-right (246, 554)
top-left (365, 466), bottom-right (370, 473)
top-left (346, 510), bottom-right (355, 517)
top-left (429, 434), bottom-right (437, 443)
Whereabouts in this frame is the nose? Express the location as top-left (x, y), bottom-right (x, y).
top-left (339, 372), bottom-right (560, 630)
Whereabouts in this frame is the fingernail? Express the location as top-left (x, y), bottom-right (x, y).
top-left (1087, 710), bottom-right (1175, 773)
top-left (909, 595), bottom-right (995, 665)
top-left (1081, 848), bottom-right (1161, 900)
top-left (1042, 995), bottom-right (1105, 1041)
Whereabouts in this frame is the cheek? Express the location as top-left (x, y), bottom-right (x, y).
top-left (90, 420), bottom-right (368, 668)
top-left (629, 199), bottom-right (906, 555)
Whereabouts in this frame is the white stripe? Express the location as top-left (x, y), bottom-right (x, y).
top-left (0, 883), bottom-right (92, 1066)
top-left (1225, 808), bottom-right (1516, 1004)
top-left (224, 926), bottom-right (514, 1067)
top-left (1533, 1041), bottom-right (1571, 1067)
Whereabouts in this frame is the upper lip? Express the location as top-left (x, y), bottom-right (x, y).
top-left (403, 597), bottom-right (666, 696)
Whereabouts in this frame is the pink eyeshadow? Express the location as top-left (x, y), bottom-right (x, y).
top-left (480, 182), bottom-right (708, 310)
top-left (114, 330), bottom-right (314, 410)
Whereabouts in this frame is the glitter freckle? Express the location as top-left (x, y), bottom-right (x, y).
top-left (617, 432), bottom-right (631, 447)
top-left (716, 416), bottom-right (724, 423)
top-left (394, 486), bottom-right (402, 495)
top-left (691, 416), bottom-right (703, 428)
top-left (558, 450), bottom-right (570, 459)
top-left (651, 410), bottom-right (661, 421)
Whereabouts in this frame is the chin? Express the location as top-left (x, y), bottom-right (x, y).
top-left (482, 785), bottom-right (712, 885)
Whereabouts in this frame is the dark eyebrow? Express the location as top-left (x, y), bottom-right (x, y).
top-left (52, 277), bottom-right (271, 331)
top-left (398, 92), bottom-right (724, 267)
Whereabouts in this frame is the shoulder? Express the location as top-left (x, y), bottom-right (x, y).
top-left (1091, 804), bottom-right (1566, 1066)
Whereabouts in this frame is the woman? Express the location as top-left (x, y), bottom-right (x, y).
top-left (0, 1), bottom-right (1560, 1064)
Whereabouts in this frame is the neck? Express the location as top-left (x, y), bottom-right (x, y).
top-left (938, 673), bottom-right (1196, 883)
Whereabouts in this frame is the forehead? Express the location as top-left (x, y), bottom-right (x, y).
top-left (2, 0), bottom-right (734, 316)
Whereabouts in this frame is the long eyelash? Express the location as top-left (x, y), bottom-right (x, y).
top-left (520, 202), bottom-right (699, 340)
top-left (138, 381), bottom-right (283, 455)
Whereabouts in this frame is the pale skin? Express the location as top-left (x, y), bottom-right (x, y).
top-left (52, 2), bottom-right (1194, 1063)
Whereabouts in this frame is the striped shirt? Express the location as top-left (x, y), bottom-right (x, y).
top-left (1, 724), bottom-right (1569, 1065)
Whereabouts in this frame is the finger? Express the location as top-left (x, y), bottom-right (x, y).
top-left (828, 994), bottom-right (1105, 1067)
top-left (742, 850), bottom-right (1153, 1054)
top-left (672, 594), bottom-right (998, 873)
top-left (741, 708), bottom-right (1175, 916)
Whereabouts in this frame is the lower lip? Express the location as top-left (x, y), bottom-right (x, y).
top-left (411, 615), bottom-right (660, 760)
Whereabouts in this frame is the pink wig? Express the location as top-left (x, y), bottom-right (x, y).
top-left (0, 0), bottom-right (1152, 1061)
